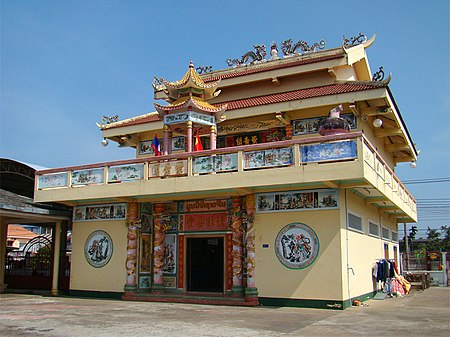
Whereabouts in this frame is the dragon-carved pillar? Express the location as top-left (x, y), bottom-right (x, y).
top-left (152, 203), bottom-right (166, 293)
top-left (231, 196), bottom-right (244, 296)
top-left (244, 194), bottom-right (259, 303)
top-left (124, 202), bottom-right (140, 294)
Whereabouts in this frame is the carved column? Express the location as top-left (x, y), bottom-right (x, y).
top-left (152, 203), bottom-right (166, 293)
top-left (163, 124), bottom-right (170, 155)
top-left (124, 202), bottom-right (139, 294)
top-left (231, 196), bottom-right (244, 296)
top-left (244, 195), bottom-right (258, 302)
top-left (210, 125), bottom-right (216, 150)
top-left (186, 121), bottom-right (193, 152)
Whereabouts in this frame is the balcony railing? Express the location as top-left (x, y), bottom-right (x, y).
top-left (35, 132), bottom-right (416, 217)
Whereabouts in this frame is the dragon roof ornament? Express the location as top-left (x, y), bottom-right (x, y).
top-left (226, 38), bottom-right (326, 67)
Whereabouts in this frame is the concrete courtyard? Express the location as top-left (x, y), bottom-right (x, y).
top-left (1, 287), bottom-right (449, 336)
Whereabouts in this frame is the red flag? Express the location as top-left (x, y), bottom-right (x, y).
top-left (194, 131), bottom-right (203, 151)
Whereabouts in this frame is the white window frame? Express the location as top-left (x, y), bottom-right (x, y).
top-left (381, 226), bottom-right (390, 240)
top-left (347, 210), bottom-right (364, 233)
top-left (391, 231), bottom-right (398, 242)
top-left (368, 219), bottom-right (380, 238)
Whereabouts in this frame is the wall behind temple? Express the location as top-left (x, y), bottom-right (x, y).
top-left (70, 220), bottom-right (127, 293)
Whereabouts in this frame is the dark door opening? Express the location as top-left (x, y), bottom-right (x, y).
top-left (187, 237), bottom-right (224, 292)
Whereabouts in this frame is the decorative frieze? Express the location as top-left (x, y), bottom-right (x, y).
top-left (108, 163), bottom-right (144, 182)
top-left (300, 140), bottom-right (357, 163)
top-left (38, 172), bottom-right (68, 189)
top-left (243, 147), bottom-right (293, 169)
top-left (72, 168), bottom-right (104, 186)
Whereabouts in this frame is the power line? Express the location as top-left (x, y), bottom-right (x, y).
top-left (403, 177), bottom-right (450, 184)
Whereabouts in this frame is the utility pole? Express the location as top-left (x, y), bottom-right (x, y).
top-left (404, 223), bottom-right (410, 271)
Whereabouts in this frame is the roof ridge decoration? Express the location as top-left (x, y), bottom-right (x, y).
top-left (281, 38), bottom-right (326, 57)
top-left (343, 33), bottom-right (376, 49)
top-left (226, 38), bottom-right (326, 67)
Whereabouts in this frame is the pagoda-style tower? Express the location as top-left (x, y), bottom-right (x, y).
top-left (154, 62), bottom-right (227, 153)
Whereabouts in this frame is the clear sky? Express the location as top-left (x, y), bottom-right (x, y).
top-left (1, 0), bottom-right (449, 235)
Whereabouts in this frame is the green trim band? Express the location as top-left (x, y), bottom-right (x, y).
top-left (68, 289), bottom-right (123, 300)
top-left (260, 290), bottom-right (376, 310)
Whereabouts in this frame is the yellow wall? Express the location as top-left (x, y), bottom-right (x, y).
top-left (341, 190), bottom-right (399, 300)
top-left (255, 209), bottom-right (343, 301)
top-left (70, 220), bottom-right (127, 292)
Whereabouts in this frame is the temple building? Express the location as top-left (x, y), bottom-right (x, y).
top-left (32, 34), bottom-right (418, 309)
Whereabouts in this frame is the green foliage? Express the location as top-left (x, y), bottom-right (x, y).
top-left (425, 226), bottom-right (449, 251)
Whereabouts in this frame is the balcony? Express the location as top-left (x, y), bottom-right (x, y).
top-left (34, 132), bottom-right (417, 222)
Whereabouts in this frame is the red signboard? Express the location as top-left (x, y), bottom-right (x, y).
top-left (181, 213), bottom-right (228, 231)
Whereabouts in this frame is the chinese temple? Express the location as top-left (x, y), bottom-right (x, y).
top-left (29, 34), bottom-right (419, 309)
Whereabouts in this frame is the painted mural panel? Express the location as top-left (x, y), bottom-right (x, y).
top-left (275, 223), bottom-right (319, 269)
top-left (256, 189), bottom-right (339, 213)
top-left (38, 172), bottom-right (68, 189)
top-left (193, 156), bottom-right (214, 174)
top-left (71, 168), bottom-right (104, 186)
top-left (243, 147), bottom-right (293, 169)
top-left (84, 230), bottom-right (113, 268)
top-left (140, 233), bottom-right (152, 273)
top-left (172, 136), bottom-right (185, 151)
top-left (214, 153), bottom-right (238, 172)
top-left (108, 163), bottom-right (144, 182)
top-left (163, 234), bottom-right (177, 275)
top-left (293, 113), bottom-right (356, 135)
top-left (300, 140), bottom-right (357, 163)
top-left (73, 203), bottom-right (126, 222)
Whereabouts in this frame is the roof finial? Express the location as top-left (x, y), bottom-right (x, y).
top-left (189, 60), bottom-right (194, 68)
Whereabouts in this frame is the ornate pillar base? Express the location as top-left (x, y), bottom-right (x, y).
top-left (244, 287), bottom-right (259, 303)
top-left (124, 284), bottom-right (138, 294)
top-left (151, 283), bottom-right (165, 294)
top-left (231, 285), bottom-right (245, 297)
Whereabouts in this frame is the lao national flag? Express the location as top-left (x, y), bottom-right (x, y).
top-left (152, 134), bottom-right (161, 156)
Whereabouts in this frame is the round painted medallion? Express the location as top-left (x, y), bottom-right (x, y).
top-left (84, 230), bottom-right (113, 268)
top-left (275, 222), bottom-right (319, 269)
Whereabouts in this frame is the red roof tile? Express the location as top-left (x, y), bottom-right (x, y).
top-left (202, 53), bottom-right (344, 82)
top-left (216, 83), bottom-right (385, 111)
top-left (107, 82), bottom-right (384, 129)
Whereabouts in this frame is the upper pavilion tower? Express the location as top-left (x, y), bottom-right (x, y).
top-left (153, 61), bottom-right (227, 153)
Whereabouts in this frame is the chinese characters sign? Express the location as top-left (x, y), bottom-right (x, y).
top-left (180, 213), bottom-right (228, 231)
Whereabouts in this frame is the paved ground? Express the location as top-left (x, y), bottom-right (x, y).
top-left (0, 288), bottom-right (449, 337)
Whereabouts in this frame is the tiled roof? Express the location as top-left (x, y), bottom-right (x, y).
top-left (202, 52), bottom-right (344, 82)
top-left (7, 224), bottom-right (38, 240)
top-left (154, 96), bottom-right (227, 114)
top-left (165, 61), bottom-right (219, 89)
top-left (216, 82), bottom-right (386, 111)
top-left (106, 82), bottom-right (385, 129)
top-left (103, 113), bottom-right (162, 129)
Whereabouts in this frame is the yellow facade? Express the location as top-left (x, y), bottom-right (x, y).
top-left (34, 35), bottom-right (417, 308)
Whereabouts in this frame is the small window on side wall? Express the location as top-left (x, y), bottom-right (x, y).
top-left (347, 211), bottom-right (363, 232)
top-left (369, 221), bottom-right (380, 237)
top-left (381, 227), bottom-right (390, 240)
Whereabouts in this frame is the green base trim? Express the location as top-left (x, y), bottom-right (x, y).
top-left (260, 290), bottom-right (377, 310)
top-left (68, 289), bottom-right (123, 300)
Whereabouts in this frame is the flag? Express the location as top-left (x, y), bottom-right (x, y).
top-left (194, 131), bottom-right (203, 151)
top-left (152, 134), bottom-right (161, 156)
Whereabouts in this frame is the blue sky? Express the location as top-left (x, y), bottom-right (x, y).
top-left (1, 0), bottom-right (449, 234)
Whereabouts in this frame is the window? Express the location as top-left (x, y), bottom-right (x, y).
top-left (347, 211), bottom-right (363, 232)
top-left (391, 231), bottom-right (398, 242)
top-left (369, 221), bottom-right (380, 237)
top-left (381, 227), bottom-right (390, 240)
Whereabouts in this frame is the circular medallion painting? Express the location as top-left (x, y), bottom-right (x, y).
top-left (275, 222), bottom-right (319, 269)
top-left (84, 230), bottom-right (113, 268)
